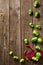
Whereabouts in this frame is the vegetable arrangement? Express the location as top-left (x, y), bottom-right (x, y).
top-left (23, 0), bottom-right (43, 62)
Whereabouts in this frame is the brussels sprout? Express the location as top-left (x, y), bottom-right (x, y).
top-left (36, 52), bottom-right (41, 59)
top-left (37, 38), bottom-right (42, 44)
top-left (9, 51), bottom-right (13, 56)
top-left (34, 12), bottom-right (40, 18)
top-left (32, 30), bottom-right (39, 36)
top-left (29, 22), bottom-right (34, 28)
top-left (28, 9), bottom-right (33, 15)
top-left (13, 56), bottom-right (19, 60)
top-left (34, 1), bottom-right (39, 8)
top-left (35, 45), bottom-right (40, 50)
top-left (20, 58), bottom-right (25, 63)
top-left (36, 24), bottom-right (41, 30)
top-left (31, 37), bottom-right (37, 43)
top-left (32, 57), bottom-right (38, 61)
top-left (23, 38), bottom-right (29, 44)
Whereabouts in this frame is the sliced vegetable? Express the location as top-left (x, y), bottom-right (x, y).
top-left (28, 52), bottom-right (35, 60)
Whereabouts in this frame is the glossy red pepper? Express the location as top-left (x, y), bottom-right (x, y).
top-left (26, 45), bottom-right (34, 51)
top-left (24, 45), bottom-right (34, 60)
top-left (24, 48), bottom-right (28, 60)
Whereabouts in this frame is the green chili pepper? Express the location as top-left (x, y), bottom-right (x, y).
top-left (29, 22), bottom-right (34, 28)
top-left (24, 38), bottom-right (29, 44)
top-left (32, 30), bottom-right (39, 36)
top-left (36, 24), bottom-right (41, 30)
top-left (31, 37), bottom-right (37, 43)
top-left (34, 1), bottom-right (39, 8)
top-left (34, 12), bottom-right (40, 18)
top-left (28, 9), bottom-right (33, 15)
top-left (20, 58), bottom-right (25, 63)
top-left (37, 38), bottom-right (42, 44)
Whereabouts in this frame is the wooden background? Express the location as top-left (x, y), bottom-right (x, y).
top-left (0, 0), bottom-right (43, 65)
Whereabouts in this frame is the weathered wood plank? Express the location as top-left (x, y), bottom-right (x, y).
top-left (0, 15), bottom-right (4, 65)
top-left (0, 0), bottom-right (9, 65)
top-left (21, 0), bottom-right (33, 65)
top-left (0, 0), bottom-right (43, 65)
top-left (9, 0), bottom-right (21, 65)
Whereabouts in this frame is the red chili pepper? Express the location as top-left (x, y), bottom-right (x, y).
top-left (26, 45), bottom-right (34, 51)
top-left (24, 49), bottom-right (28, 60)
top-left (24, 45), bottom-right (34, 60)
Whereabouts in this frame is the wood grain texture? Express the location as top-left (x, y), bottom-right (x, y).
top-left (0, 0), bottom-right (9, 65)
top-left (0, 0), bottom-right (43, 65)
top-left (9, 0), bottom-right (21, 65)
top-left (0, 15), bottom-right (4, 65)
top-left (20, 0), bottom-right (33, 65)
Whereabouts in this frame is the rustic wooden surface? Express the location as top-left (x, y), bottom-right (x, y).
top-left (0, 0), bottom-right (43, 65)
